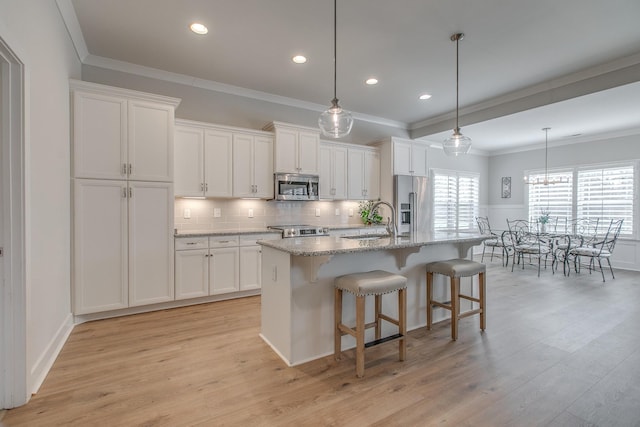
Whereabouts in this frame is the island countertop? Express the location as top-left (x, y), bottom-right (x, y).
top-left (258, 232), bottom-right (486, 256)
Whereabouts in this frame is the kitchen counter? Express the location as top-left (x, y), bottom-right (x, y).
top-left (259, 232), bottom-right (487, 366)
top-left (258, 231), bottom-right (485, 256)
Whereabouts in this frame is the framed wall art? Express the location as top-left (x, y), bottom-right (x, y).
top-left (501, 176), bottom-right (511, 198)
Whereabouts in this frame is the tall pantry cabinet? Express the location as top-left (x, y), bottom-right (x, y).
top-left (71, 80), bottom-right (181, 315)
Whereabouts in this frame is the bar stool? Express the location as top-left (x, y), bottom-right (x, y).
top-left (334, 270), bottom-right (407, 378)
top-left (425, 259), bottom-right (486, 340)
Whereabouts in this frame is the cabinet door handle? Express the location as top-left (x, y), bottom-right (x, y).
top-left (122, 187), bottom-right (127, 198)
top-left (129, 163), bottom-right (132, 175)
top-left (122, 163), bottom-right (127, 175)
top-left (129, 187), bottom-right (132, 198)
top-left (205, 183), bottom-right (208, 191)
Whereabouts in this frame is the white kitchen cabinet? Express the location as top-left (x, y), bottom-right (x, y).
top-left (392, 139), bottom-right (428, 177)
top-left (233, 133), bottom-right (274, 198)
top-left (347, 147), bottom-right (380, 200)
top-left (266, 122), bottom-right (320, 174)
top-left (73, 179), bottom-right (174, 314)
top-left (239, 245), bottom-right (262, 291)
top-left (209, 246), bottom-right (240, 295)
top-left (175, 246), bottom-right (209, 300)
top-left (319, 142), bottom-right (348, 200)
top-left (71, 80), bottom-right (179, 182)
top-left (174, 122), bottom-right (233, 198)
top-left (128, 181), bottom-right (175, 306)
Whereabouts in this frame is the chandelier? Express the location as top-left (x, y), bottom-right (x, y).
top-left (524, 127), bottom-right (569, 185)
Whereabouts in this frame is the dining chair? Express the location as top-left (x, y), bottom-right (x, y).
top-left (506, 219), bottom-right (551, 277)
top-left (475, 216), bottom-right (506, 265)
top-left (568, 219), bottom-right (623, 282)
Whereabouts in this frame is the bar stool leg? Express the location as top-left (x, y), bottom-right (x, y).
top-left (355, 295), bottom-right (366, 378)
top-left (450, 277), bottom-right (460, 341)
top-left (426, 271), bottom-right (433, 330)
top-left (399, 288), bottom-right (407, 361)
top-left (374, 295), bottom-right (382, 340)
top-left (479, 272), bottom-right (486, 331)
top-left (334, 288), bottom-right (342, 360)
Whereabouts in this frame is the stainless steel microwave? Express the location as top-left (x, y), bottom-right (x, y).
top-left (274, 173), bottom-right (320, 201)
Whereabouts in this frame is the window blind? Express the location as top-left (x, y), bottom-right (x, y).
top-left (577, 165), bottom-right (634, 236)
top-left (527, 171), bottom-right (573, 224)
top-left (432, 170), bottom-right (479, 232)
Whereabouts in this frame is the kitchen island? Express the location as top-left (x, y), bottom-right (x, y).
top-left (258, 232), bottom-right (486, 366)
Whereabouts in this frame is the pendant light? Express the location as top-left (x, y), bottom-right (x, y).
top-left (318, 0), bottom-right (353, 138)
top-left (524, 127), bottom-right (569, 185)
top-left (443, 33), bottom-right (471, 156)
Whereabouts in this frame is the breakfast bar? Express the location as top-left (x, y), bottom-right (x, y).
top-left (258, 232), bottom-right (485, 366)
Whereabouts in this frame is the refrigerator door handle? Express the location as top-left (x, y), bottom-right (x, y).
top-left (409, 191), bottom-right (417, 234)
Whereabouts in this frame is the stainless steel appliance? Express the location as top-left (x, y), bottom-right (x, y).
top-left (268, 224), bottom-right (329, 239)
top-left (394, 175), bottom-right (430, 234)
top-left (274, 173), bottom-right (320, 201)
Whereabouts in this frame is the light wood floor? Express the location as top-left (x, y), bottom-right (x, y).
top-left (4, 263), bottom-right (640, 426)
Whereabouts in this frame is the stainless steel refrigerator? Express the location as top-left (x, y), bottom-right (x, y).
top-left (394, 175), bottom-right (430, 234)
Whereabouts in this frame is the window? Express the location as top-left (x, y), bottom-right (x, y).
top-left (526, 162), bottom-right (636, 237)
top-left (577, 165), bottom-right (634, 236)
top-left (432, 169), bottom-right (479, 232)
top-left (527, 170), bottom-right (573, 222)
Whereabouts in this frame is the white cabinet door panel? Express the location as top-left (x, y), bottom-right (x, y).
top-left (73, 179), bottom-right (128, 314)
top-left (232, 133), bottom-right (254, 197)
top-left (253, 136), bottom-right (274, 198)
top-left (73, 92), bottom-right (127, 180)
top-left (175, 249), bottom-right (209, 300)
top-left (128, 100), bottom-right (174, 182)
top-left (393, 141), bottom-right (412, 176)
top-left (333, 146), bottom-right (348, 199)
top-left (174, 126), bottom-right (204, 197)
top-left (128, 181), bottom-right (175, 306)
top-left (204, 129), bottom-right (233, 197)
top-left (298, 131), bottom-right (320, 174)
top-left (210, 247), bottom-right (240, 295)
top-left (274, 128), bottom-right (298, 173)
top-left (240, 246), bottom-right (261, 291)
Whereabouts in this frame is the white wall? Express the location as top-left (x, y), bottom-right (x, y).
top-left (0, 0), bottom-right (81, 395)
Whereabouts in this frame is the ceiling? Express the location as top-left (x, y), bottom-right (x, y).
top-left (62, 0), bottom-right (640, 153)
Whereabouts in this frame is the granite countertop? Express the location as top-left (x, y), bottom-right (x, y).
top-left (258, 232), bottom-right (487, 256)
top-left (175, 228), bottom-right (281, 238)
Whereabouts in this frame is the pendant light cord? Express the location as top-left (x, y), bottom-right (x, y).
top-left (455, 35), bottom-right (459, 130)
top-left (333, 0), bottom-right (337, 102)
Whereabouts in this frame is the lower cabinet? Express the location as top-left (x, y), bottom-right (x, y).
top-left (175, 233), bottom-right (279, 300)
top-left (73, 179), bottom-right (175, 314)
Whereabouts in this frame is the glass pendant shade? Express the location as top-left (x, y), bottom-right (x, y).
top-left (443, 128), bottom-right (472, 156)
top-left (319, 98), bottom-right (353, 138)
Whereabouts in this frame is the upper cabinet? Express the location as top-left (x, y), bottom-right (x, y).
top-left (265, 122), bottom-right (320, 174)
top-left (174, 121), bottom-right (233, 198)
top-left (319, 142), bottom-right (348, 200)
top-left (392, 138), bottom-right (428, 177)
top-left (347, 147), bottom-right (380, 200)
top-left (233, 133), bottom-right (273, 199)
top-left (71, 80), bottom-right (180, 182)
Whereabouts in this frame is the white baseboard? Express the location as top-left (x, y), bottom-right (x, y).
top-left (29, 313), bottom-right (74, 395)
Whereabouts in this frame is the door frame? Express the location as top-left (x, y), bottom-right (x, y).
top-left (0, 34), bottom-right (28, 409)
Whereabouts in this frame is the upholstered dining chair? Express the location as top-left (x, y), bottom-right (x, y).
top-left (475, 216), bottom-right (506, 265)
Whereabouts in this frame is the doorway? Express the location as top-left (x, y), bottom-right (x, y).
top-left (0, 34), bottom-right (27, 409)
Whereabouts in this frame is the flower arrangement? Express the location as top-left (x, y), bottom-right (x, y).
top-left (358, 200), bottom-right (383, 225)
top-left (538, 211), bottom-right (550, 224)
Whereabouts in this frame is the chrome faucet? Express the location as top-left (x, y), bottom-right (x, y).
top-left (369, 200), bottom-right (398, 237)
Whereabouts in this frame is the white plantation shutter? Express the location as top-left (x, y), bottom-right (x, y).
top-left (577, 165), bottom-right (634, 236)
top-left (527, 170), bottom-right (573, 222)
top-left (432, 170), bottom-right (479, 232)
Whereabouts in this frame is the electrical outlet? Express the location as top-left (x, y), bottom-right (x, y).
top-left (248, 208), bottom-right (254, 218)
top-left (348, 208), bottom-right (354, 217)
top-left (315, 208), bottom-right (321, 217)
top-left (213, 208), bottom-right (221, 218)
top-left (335, 208), bottom-right (340, 216)
top-left (183, 208), bottom-right (191, 219)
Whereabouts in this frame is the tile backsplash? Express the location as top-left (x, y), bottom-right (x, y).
top-left (174, 198), bottom-right (370, 231)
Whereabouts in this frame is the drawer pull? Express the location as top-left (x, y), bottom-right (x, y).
top-left (217, 240), bottom-right (230, 244)
top-left (186, 242), bottom-right (198, 245)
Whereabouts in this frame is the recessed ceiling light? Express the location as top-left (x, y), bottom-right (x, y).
top-left (365, 78), bottom-right (378, 85)
top-left (292, 55), bottom-right (307, 64)
top-left (190, 23), bottom-right (208, 35)
top-left (419, 93), bottom-right (432, 100)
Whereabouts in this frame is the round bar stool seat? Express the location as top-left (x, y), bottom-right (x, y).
top-left (334, 270), bottom-right (407, 378)
top-left (425, 259), bottom-right (486, 340)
